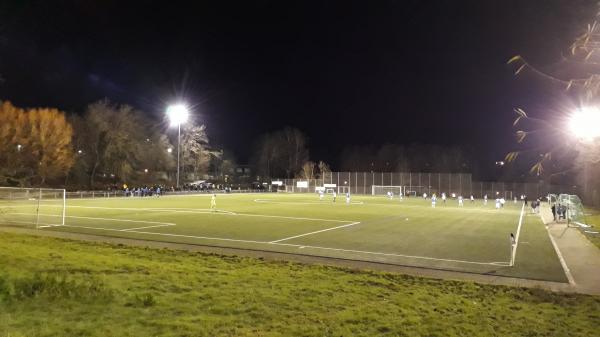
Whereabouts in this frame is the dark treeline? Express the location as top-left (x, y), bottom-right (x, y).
top-left (0, 100), bottom-right (226, 189)
top-left (339, 144), bottom-right (475, 174)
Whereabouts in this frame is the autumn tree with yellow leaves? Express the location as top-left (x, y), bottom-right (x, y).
top-left (0, 101), bottom-right (74, 186)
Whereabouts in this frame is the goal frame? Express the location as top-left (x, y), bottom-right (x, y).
top-left (371, 185), bottom-right (405, 197)
top-left (0, 187), bottom-right (66, 229)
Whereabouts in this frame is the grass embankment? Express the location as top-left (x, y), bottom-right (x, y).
top-left (0, 232), bottom-right (599, 337)
top-left (584, 210), bottom-right (600, 250)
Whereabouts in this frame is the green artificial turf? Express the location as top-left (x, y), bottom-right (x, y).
top-left (0, 232), bottom-right (598, 337)
top-left (1, 193), bottom-right (566, 281)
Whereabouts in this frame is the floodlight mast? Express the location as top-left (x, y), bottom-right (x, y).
top-left (569, 107), bottom-right (600, 141)
top-left (167, 104), bottom-right (189, 189)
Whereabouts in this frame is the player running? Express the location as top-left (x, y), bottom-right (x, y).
top-left (346, 192), bottom-right (351, 204)
top-left (332, 191), bottom-right (337, 203)
top-left (319, 189), bottom-right (324, 201)
top-left (431, 193), bottom-right (437, 208)
top-left (210, 193), bottom-right (217, 212)
top-left (458, 195), bottom-right (464, 207)
top-left (470, 195), bottom-right (474, 203)
top-left (484, 194), bottom-right (488, 205)
top-left (441, 192), bottom-right (446, 205)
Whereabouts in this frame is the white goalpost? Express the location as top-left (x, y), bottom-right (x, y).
top-left (371, 185), bottom-right (405, 197)
top-left (0, 187), bottom-right (66, 229)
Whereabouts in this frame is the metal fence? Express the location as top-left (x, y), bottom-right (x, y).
top-left (275, 172), bottom-right (560, 199)
top-left (64, 189), bottom-right (271, 199)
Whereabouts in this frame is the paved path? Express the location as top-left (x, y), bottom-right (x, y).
top-left (540, 205), bottom-right (600, 295)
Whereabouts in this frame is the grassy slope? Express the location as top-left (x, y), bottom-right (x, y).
top-left (0, 232), bottom-right (598, 337)
top-left (582, 209), bottom-right (600, 250)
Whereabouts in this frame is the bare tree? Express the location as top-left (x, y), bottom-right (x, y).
top-left (299, 161), bottom-right (316, 180)
top-left (317, 161), bottom-right (331, 177)
top-left (72, 99), bottom-right (174, 188)
top-left (180, 124), bottom-right (211, 180)
top-left (253, 127), bottom-right (309, 178)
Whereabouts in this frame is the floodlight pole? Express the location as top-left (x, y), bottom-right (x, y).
top-left (177, 122), bottom-right (181, 189)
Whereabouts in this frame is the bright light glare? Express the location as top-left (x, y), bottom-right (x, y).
top-left (166, 104), bottom-right (189, 127)
top-left (569, 107), bottom-right (600, 141)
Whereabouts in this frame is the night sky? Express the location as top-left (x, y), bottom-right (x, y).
top-left (0, 0), bottom-right (595, 170)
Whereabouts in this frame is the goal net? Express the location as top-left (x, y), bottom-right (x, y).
top-left (372, 185), bottom-right (404, 197)
top-left (557, 194), bottom-right (588, 227)
top-left (0, 187), bottom-right (66, 229)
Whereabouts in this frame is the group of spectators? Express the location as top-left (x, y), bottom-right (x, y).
top-left (551, 204), bottom-right (568, 221)
top-left (124, 185), bottom-right (169, 197)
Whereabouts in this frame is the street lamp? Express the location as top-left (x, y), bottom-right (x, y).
top-left (167, 104), bottom-right (189, 189)
top-left (569, 107), bottom-right (600, 141)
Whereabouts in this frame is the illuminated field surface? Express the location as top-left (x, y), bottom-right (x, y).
top-left (0, 193), bottom-right (566, 282)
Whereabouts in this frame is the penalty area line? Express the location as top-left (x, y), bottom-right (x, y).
top-left (58, 206), bottom-right (349, 223)
top-left (49, 225), bottom-right (508, 266)
top-left (9, 212), bottom-right (176, 231)
top-left (270, 222), bottom-right (361, 243)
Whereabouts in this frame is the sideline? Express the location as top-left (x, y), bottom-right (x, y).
top-left (540, 210), bottom-right (576, 285)
top-left (0, 226), bottom-right (576, 294)
top-left (510, 203), bottom-right (525, 266)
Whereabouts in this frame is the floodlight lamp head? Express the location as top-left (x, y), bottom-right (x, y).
top-left (167, 104), bottom-right (189, 127)
top-left (569, 106), bottom-right (600, 141)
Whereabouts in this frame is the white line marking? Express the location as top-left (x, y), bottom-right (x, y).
top-left (270, 222), bottom-right (361, 243)
top-left (7, 212), bottom-right (176, 231)
top-left (61, 225), bottom-right (269, 243)
top-left (1, 220), bottom-right (61, 227)
top-left (61, 206), bottom-right (349, 223)
top-left (510, 203), bottom-right (525, 266)
top-left (234, 212), bottom-right (350, 223)
top-left (546, 230), bottom-right (576, 285)
top-left (54, 224), bottom-right (507, 266)
top-left (64, 206), bottom-right (237, 215)
top-left (364, 202), bottom-right (522, 214)
top-left (271, 242), bottom-right (510, 266)
top-left (121, 224), bottom-right (175, 231)
top-left (540, 210), bottom-right (576, 285)
top-left (254, 199), bottom-right (365, 205)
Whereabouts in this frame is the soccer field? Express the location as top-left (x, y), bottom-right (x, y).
top-left (0, 193), bottom-right (567, 282)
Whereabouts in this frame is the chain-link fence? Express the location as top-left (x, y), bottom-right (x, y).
top-left (274, 172), bottom-right (561, 199)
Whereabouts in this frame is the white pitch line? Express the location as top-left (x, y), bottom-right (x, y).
top-left (53, 224), bottom-right (507, 266)
top-left (272, 241), bottom-right (511, 266)
top-left (233, 212), bottom-right (351, 223)
top-left (121, 224), bottom-right (175, 231)
top-left (540, 210), bottom-right (576, 285)
top-left (60, 205), bottom-right (350, 223)
top-left (270, 222), bottom-right (361, 243)
top-left (60, 224), bottom-right (271, 244)
top-left (9, 212), bottom-right (174, 226)
top-left (7, 212), bottom-right (176, 231)
top-left (364, 202), bottom-right (522, 214)
top-left (510, 203), bottom-right (525, 266)
top-left (254, 199), bottom-right (365, 205)
top-left (63, 205), bottom-right (237, 216)
top-left (1, 219), bottom-right (61, 227)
